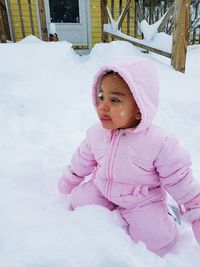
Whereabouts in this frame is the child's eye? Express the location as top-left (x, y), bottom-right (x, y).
top-left (97, 93), bottom-right (104, 101)
top-left (111, 97), bottom-right (121, 103)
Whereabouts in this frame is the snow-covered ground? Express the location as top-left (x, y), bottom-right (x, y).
top-left (0, 36), bottom-right (200, 267)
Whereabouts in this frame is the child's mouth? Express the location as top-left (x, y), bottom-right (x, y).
top-left (100, 115), bottom-right (111, 122)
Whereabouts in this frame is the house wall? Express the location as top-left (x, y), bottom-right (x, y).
top-left (8, 0), bottom-right (135, 45)
top-left (90, 0), bottom-right (101, 45)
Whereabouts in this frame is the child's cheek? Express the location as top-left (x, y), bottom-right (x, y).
top-left (119, 110), bottom-right (131, 117)
top-left (95, 105), bottom-right (99, 112)
top-left (119, 111), bottom-right (126, 117)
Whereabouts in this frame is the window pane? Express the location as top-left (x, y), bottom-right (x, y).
top-left (49, 0), bottom-right (80, 23)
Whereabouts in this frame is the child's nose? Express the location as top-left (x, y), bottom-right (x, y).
top-left (99, 101), bottom-right (109, 112)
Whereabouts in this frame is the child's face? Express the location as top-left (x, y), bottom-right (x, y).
top-left (96, 73), bottom-right (141, 130)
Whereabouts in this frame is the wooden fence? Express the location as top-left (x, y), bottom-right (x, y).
top-left (101, 0), bottom-right (198, 72)
top-left (0, 0), bottom-right (11, 42)
top-left (101, 0), bottom-right (199, 44)
top-left (0, 0), bottom-right (48, 42)
top-left (135, 0), bottom-right (200, 44)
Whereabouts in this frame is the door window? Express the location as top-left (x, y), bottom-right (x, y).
top-left (49, 0), bottom-right (80, 23)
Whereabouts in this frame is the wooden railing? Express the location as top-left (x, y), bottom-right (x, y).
top-left (101, 0), bottom-right (194, 72)
top-left (2, 0), bottom-right (48, 42)
top-left (135, 0), bottom-right (199, 44)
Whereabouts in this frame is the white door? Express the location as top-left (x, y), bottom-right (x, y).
top-left (45, 0), bottom-right (90, 46)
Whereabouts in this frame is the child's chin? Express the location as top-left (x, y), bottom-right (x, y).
top-left (101, 122), bottom-right (116, 130)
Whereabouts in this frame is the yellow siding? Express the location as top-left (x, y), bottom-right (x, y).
top-left (90, 0), bottom-right (101, 45)
top-left (90, 0), bottom-right (135, 46)
top-left (10, 0), bottom-right (39, 41)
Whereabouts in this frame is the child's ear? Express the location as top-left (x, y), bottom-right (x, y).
top-left (135, 111), bottom-right (141, 121)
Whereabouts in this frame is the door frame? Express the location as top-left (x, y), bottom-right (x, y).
top-left (44, 0), bottom-right (91, 49)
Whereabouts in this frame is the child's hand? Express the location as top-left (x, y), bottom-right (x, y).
top-left (192, 220), bottom-right (200, 245)
top-left (58, 175), bottom-right (77, 194)
top-left (58, 166), bottom-right (83, 195)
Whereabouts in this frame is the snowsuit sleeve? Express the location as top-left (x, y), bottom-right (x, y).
top-left (69, 129), bottom-right (97, 177)
top-left (154, 134), bottom-right (200, 206)
top-left (154, 134), bottom-right (200, 246)
top-left (58, 128), bottom-right (97, 194)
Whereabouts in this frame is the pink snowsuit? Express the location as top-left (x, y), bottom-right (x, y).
top-left (59, 58), bottom-right (200, 254)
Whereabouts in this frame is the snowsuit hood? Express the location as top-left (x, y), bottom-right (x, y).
top-left (92, 57), bottom-right (159, 133)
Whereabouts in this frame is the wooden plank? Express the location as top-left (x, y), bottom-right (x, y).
top-left (100, 0), bottom-right (108, 42)
top-left (104, 31), bottom-right (172, 58)
top-left (111, 0), bottom-right (114, 41)
top-left (5, 0), bottom-right (16, 41)
top-left (0, 4), bottom-right (5, 42)
top-left (119, 0), bottom-right (122, 15)
top-left (0, 0), bottom-right (7, 42)
top-left (118, 0), bottom-right (132, 29)
top-left (171, 0), bottom-right (191, 72)
top-left (27, 0), bottom-right (35, 35)
top-left (111, 0), bottom-right (114, 18)
top-left (38, 0), bottom-right (48, 41)
top-left (17, 0), bottom-right (25, 37)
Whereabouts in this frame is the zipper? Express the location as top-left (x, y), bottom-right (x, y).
top-left (106, 129), bottom-right (122, 199)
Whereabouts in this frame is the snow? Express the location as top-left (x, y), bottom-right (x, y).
top-left (17, 35), bottom-right (44, 44)
top-left (49, 23), bottom-right (57, 35)
top-left (140, 19), bottom-right (162, 42)
top-left (0, 36), bottom-right (200, 266)
top-left (104, 15), bottom-right (172, 53)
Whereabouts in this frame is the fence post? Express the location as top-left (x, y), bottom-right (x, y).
top-left (101, 0), bottom-right (108, 42)
top-left (0, 0), bottom-right (6, 42)
top-left (38, 0), bottom-right (48, 41)
top-left (4, 0), bottom-right (15, 42)
top-left (171, 0), bottom-right (191, 73)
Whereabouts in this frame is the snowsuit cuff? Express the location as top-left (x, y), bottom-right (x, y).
top-left (58, 166), bottom-right (83, 194)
